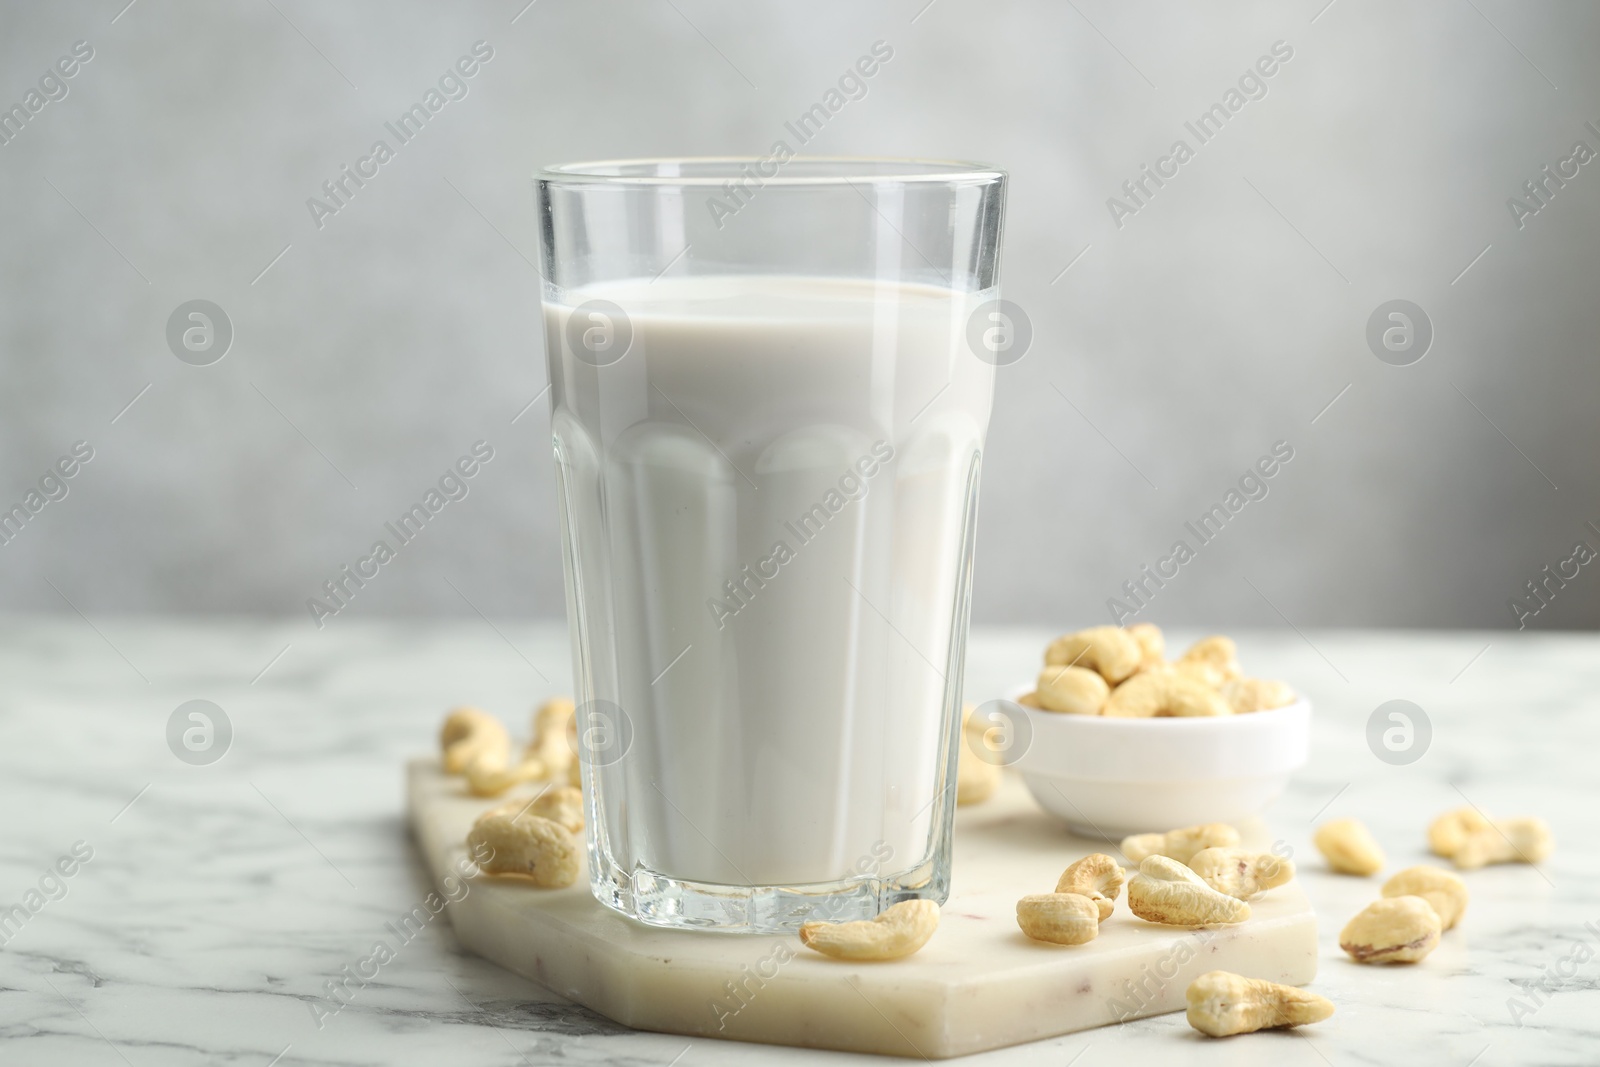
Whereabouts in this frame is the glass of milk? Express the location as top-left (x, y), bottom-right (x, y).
top-left (537, 158), bottom-right (1008, 932)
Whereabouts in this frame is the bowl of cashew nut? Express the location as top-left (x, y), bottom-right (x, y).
top-left (999, 625), bottom-right (1311, 838)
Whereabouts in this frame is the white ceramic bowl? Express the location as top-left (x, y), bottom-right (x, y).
top-left (1002, 686), bottom-right (1311, 839)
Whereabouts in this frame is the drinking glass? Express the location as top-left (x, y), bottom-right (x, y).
top-left (536, 158), bottom-right (1008, 932)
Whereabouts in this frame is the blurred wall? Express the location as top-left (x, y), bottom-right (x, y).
top-left (1, 0), bottom-right (1597, 630)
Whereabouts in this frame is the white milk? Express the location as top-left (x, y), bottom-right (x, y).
top-left (546, 275), bottom-right (994, 887)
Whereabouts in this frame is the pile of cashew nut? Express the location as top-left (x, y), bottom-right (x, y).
top-left (1169, 802), bottom-right (1549, 1034)
top-left (1121, 823), bottom-right (1332, 1037)
top-left (800, 823), bottom-right (1294, 964)
top-left (429, 687), bottom-right (1554, 1040)
top-left (440, 698), bottom-right (580, 798)
top-left (1306, 807), bottom-right (1551, 966)
top-left (1015, 853), bottom-right (1125, 945)
top-left (958, 625), bottom-right (1292, 812)
top-left (996, 822), bottom-right (1326, 1037)
top-left (439, 699), bottom-right (585, 890)
top-left (1021, 625), bottom-right (1296, 718)
top-left (1013, 828), bottom-right (1291, 941)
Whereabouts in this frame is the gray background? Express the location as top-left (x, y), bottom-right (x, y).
top-left (2, 0), bottom-right (1597, 631)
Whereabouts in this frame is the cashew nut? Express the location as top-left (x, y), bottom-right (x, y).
top-left (1054, 853), bottom-right (1124, 920)
top-left (466, 807), bottom-right (580, 888)
top-left (1127, 855), bottom-right (1251, 926)
top-left (1016, 690), bottom-right (1043, 708)
top-left (1221, 677), bottom-right (1296, 714)
top-left (1016, 893), bottom-right (1100, 945)
top-left (1382, 866), bottom-right (1468, 930)
top-left (487, 785), bottom-right (585, 834)
top-left (1453, 816), bottom-right (1553, 870)
top-left (1034, 664), bottom-right (1110, 715)
top-left (440, 707), bottom-right (510, 774)
top-left (955, 703), bottom-right (1001, 805)
top-left (531, 785), bottom-right (585, 832)
top-left (1122, 822), bottom-right (1241, 865)
top-left (461, 697), bottom-right (580, 797)
top-left (1186, 970), bottom-right (1334, 1037)
top-left (1045, 626), bottom-right (1142, 684)
top-left (466, 752), bottom-right (547, 797)
top-left (1177, 635), bottom-right (1243, 682)
top-left (1171, 659), bottom-right (1229, 689)
top-left (1189, 848), bottom-right (1295, 900)
top-left (798, 899), bottom-right (939, 961)
top-left (1128, 622), bottom-right (1165, 671)
top-left (1104, 670), bottom-right (1230, 718)
top-left (1339, 896), bottom-right (1441, 963)
top-left (525, 697), bottom-right (576, 776)
top-left (1314, 818), bottom-right (1385, 876)
top-left (1428, 806), bottom-right (1494, 858)
top-left (957, 740), bottom-right (1001, 805)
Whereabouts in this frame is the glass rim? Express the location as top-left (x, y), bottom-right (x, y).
top-left (537, 156), bottom-right (1006, 187)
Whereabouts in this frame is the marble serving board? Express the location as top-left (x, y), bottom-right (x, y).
top-left (406, 759), bottom-right (1318, 1058)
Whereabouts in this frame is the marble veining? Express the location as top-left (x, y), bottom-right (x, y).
top-left (0, 618), bottom-right (1594, 1064)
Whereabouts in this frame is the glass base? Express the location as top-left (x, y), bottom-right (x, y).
top-left (588, 848), bottom-right (951, 933)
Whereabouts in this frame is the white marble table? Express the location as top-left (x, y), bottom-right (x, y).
top-left (0, 618), bottom-right (1594, 1065)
